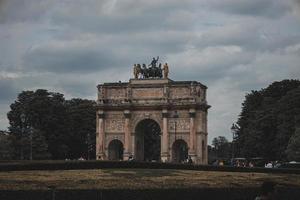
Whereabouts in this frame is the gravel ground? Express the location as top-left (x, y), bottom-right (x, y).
top-left (0, 168), bottom-right (299, 190)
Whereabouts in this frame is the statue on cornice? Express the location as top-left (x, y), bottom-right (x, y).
top-left (133, 56), bottom-right (168, 79)
top-left (163, 63), bottom-right (169, 79)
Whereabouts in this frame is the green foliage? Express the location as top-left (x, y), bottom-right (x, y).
top-left (235, 80), bottom-right (300, 160)
top-left (211, 136), bottom-right (231, 159)
top-left (65, 99), bottom-right (96, 159)
top-left (286, 128), bottom-right (300, 161)
top-left (0, 131), bottom-right (13, 160)
top-left (6, 90), bottom-right (96, 160)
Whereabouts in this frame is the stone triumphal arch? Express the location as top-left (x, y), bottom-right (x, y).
top-left (96, 63), bottom-right (210, 164)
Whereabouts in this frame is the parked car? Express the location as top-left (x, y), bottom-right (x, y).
top-left (279, 161), bottom-right (300, 169)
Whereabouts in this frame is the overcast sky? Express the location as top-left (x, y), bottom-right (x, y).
top-left (0, 0), bottom-right (300, 143)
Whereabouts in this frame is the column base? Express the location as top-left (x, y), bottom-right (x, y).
top-left (161, 153), bottom-right (170, 162)
top-left (123, 152), bottom-right (132, 161)
top-left (188, 152), bottom-right (197, 163)
top-left (96, 153), bottom-right (105, 160)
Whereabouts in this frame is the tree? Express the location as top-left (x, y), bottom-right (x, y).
top-left (7, 90), bottom-right (68, 159)
top-left (211, 136), bottom-right (231, 159)
top-left (286, 128), bottom-right (300, 161)
top-left (7, 90), bottom-right (97, 160)
top-left (64, 99), bottom-right (96, 159)
top-left (235, 79), bottom-right (300, 160)
top-left (31, 129), bottom-right (51, 159)
top-left (0, 131), bottom-right (13, 159)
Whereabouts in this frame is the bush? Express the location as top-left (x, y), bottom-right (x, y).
top-left (0, 160), bottom-right (300, 174)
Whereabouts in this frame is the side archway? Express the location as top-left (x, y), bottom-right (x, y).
top-left (108, 139), bottom-right (124, 160)
top-left (172, 139), bottom-right (188, 163)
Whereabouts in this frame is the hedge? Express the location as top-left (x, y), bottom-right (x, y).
top-left (0, 160), bottom-right (300, 174)
top-left (1, 187), bottom-right (300, 200)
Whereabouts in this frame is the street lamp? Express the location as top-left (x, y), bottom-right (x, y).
top-left (20, 113), bottom-right (26, 160)
top-left (231, 123), bottom-right (237, 161)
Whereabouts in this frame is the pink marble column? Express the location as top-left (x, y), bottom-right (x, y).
top-left (189, 109), bottom-right (196, 161)
top-left (97, 111), bottom-right (105, 160)
top-left (161, 109), bottom-right (169, 162)
top-left (124, 110), bottom-right (131, 160)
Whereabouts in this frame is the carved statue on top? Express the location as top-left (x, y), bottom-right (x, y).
top-left (132, 56), bottom-right (168, 79)
top-left (133, 64), bottom-right (138, 79)
top-left (149, 56), bottom-right (159, 68)
top-left (133, 64), bottom-right (142, 79)
top-left (163, 63), bottom-right (169, 79)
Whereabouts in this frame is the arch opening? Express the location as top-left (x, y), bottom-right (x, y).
top-left (108, 139), bottom-right (123, 160)
top-left (172, 139), bottom-right (188, 163)
top-left (135, 119), bottom-right (161, 162)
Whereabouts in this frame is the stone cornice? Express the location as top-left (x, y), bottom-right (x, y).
top-left (97, 79), bottom-right (208, 89)
top-left (123, 110), bottom-right (131, 118)
top-left (98, 113), bottom-right (105, 119)
top-left (196, 131), bottom-right (208, 135)
top-left (96, 103), bottom-right (210, 112)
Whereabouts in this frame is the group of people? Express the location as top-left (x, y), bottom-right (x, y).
top-left (264, 161), bottom-right (281, 168)
top-left (212, 159), bottom-right (256, 167)
top-left (133, 57), bottom-right (169, 79)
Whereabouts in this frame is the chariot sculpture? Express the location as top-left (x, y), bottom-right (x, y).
top-left (133, 56), bottom-right (169, 79)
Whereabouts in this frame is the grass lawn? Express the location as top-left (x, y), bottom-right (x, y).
top-left (0, 168), bottom-right (299, 190)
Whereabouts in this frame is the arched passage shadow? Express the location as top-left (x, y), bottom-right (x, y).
top-left (135, 119), bottom-right (161, 162)
top-left (108, 139), bottom-right (124, 161)
top-left (172, 139), bottom-right (188, 163)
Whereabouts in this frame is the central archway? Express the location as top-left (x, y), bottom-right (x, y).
top-left (135, 119), bottom-right (161, 161)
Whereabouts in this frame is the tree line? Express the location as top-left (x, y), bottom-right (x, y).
top-left (1, 79), bottom-right (299, 162)
top-left (1, 89), bottom-right (96, 160)
top-left (234, 79), bottom-right (300, 161)
top-left (209, 79), bottom-right (300, 163)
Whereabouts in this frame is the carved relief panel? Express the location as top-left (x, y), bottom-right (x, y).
top-left (105, 112), bottom-right (124, 133)
top-left (105, 119), bottom-right (124, 132)
top-left (169, 87), bottom-right (191, 99)
top-left (132, 88), bottom-right (164, 99)
top-left (168, 118), bottom-right (190, 132)
top-left (106, 88), bottom-right (126, 99)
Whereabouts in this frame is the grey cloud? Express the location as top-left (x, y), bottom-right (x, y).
top-left (0, 0), bottom-right (52, 23)
top-left (195, 21), bottom-right (300, 52)
top-left (22, 29), bottom-right (195, 74)
top-left (23, 40), bottom-right (125, 73)
top-left (0, 0), bottom-right (197, 33)
top-left (54, 75), bottom-right (97, 98)
top-left (168, 47), bottom-right (255, 84)
top-left (208, 0), bottom-right (291, 18)
top-left (50, 8), bottom-right (196, 34)
top-left (0, 78), bottom-right (18, 103)
top-left (0, 104), bottom-right (10, 130)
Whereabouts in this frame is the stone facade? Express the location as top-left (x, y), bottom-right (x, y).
top-left (96, 78), bottom-right (210, 164)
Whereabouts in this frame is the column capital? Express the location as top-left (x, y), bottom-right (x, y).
top-left (189, 109), bottom-right (196, 118)
top-left (124, 110), bottom-right (131, 118)
top-left (98, 110), bottom-right (105, 118)
top-left (162, 109), bottom-right (169, 118)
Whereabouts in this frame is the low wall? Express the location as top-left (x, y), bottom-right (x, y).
top-left (1, 187), bottom-right (300, 200)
